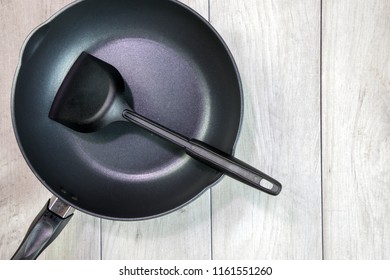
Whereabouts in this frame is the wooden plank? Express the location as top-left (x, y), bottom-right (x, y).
top-left (0, 0), bottom-right (100, 260)
top-left (101, 0), bottom-right (212, 260)
top-left (210, 0), bottom-right (322, 259)
top-left (322, 0), bottom-right (390, 259)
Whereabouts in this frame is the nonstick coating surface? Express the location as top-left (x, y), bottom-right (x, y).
top-left (12, 0), bottom-right (242, 220)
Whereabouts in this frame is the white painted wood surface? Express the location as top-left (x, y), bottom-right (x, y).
top-left (210, 0), bottom-right (322, 259)
top-left (0, 0), bottom-right (389, 260)
top-left (322, 0), bottom-right (390, 259)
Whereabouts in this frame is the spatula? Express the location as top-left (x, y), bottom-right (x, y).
top-left (49, 52), bottom-right (282, 195)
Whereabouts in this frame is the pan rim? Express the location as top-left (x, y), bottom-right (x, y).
top-left (11, 0), bottom-right (244, 221)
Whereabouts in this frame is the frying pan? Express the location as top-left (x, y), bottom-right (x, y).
top-left (11, 0), bottom-right (281, 260)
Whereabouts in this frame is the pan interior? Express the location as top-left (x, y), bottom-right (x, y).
top-left (13, 0), bottom-right (242, 220)
top-left (79, 38), bottom-right (210, 176)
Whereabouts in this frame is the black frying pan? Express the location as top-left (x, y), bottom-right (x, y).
top-left (11, 0), bottom-right (281, 260)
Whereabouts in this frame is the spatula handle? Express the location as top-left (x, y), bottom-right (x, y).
top-left (123, 110), bottom-right (282, 196)
top-left (186, 140), bottom-right (282, 195)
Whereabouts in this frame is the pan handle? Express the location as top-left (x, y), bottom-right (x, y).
top-left (11, 196), bottom-right (74, 260)
top-left (187, 140), bottom-right (282, 195)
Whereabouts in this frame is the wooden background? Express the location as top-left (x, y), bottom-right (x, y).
top-left (0, 0), bottom-right (388, 260)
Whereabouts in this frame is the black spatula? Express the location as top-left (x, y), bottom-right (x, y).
top-left (49, 52), bottom-right (282, 195)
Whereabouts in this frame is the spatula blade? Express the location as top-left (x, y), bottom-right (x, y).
top-left (49, 52), bottom-right (125, 132)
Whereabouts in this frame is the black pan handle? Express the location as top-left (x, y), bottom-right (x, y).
top-left (187, 140), bottom-right (282, 195)
top-left (12, 197), bottom-right (74, 260)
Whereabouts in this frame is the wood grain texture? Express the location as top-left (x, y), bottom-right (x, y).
top-left (322, 0), bottom-right (390, 259)
top-left (2, 0), bottom-right (390, 261)
top-left (210, 0), bottom-right (322, 259)
top-left (101, 0), bottom-right (212, 260)
top-left (0, 0), bottom-right (100, 260)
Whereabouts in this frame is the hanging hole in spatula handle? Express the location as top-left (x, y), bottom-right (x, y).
top-left (186, 140), bottom-right (282, 196)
